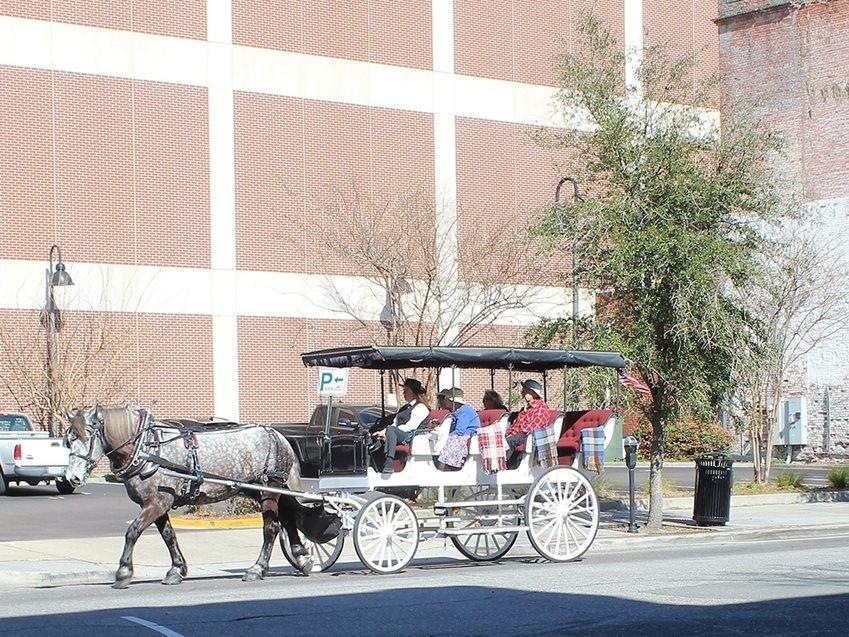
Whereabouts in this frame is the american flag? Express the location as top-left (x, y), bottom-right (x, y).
top-left (618, 370), bottom-right (651, 396)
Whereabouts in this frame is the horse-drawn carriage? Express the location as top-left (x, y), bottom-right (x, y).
top-left (64, 345), bottom-right (626, 588)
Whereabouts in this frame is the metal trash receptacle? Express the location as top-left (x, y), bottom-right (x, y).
top-left (693, 453), bottom-right (733, 526)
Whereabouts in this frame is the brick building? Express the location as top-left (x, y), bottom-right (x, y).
top-left (718, 0), bottom-right (849, 457)
top-left (0, 2), bottom-right (719, 426)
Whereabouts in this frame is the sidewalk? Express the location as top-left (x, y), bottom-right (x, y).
top-left (1, 492), bottom-right (847, 588)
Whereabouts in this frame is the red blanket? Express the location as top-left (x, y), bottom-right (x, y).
top-left (478, 423), bottom-right (507, 474)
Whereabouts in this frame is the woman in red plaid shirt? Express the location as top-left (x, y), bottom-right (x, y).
top-left (504, 379), bottom-right (550, 460)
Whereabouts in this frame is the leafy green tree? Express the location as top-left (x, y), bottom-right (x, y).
top-left (533, 16), bottom-right (787, 528)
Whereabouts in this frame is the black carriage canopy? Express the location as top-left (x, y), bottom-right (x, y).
top-left (300, 346), bottom-right (626, 372)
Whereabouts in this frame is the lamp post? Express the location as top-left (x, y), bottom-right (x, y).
top-left (555, 177), bottom-right (584, 408)
top-left (43, 245), bottom-right (74, 436)
top-left (379, 274), bottom-right (410, 408)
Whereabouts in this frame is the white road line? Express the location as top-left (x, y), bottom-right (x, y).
top-left (123, 616), bottom-right (186, 637)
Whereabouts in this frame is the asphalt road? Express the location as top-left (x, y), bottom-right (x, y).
top-left (1, 533), bottom-right (847, 637)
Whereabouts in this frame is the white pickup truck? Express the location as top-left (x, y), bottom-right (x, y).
top-left (0, 411), bottom-right (74, 495)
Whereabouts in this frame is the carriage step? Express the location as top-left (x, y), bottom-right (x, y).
top-left (433, 500), bottom-right (523, 516)
top-left (441, 525), bottom-right (528, 536)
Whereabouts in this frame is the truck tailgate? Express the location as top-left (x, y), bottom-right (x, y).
top-left (14, 439), bottom-right (70, 468)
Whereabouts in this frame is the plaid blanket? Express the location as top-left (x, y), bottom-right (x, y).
top-left (581, 426), bottom-right (605, 473)
top-left (478, 423), bottom-right (506, 474)
top-left (533, 424), bottom-right (558, 468)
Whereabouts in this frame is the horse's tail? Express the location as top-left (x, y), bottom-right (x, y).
top-left (287, 451), bottom-right (303, 494)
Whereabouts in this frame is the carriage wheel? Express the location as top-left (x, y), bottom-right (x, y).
top-left (449, 486), bottom-right (519, 561)
top-left (353, 495), bottom-right (419, 574)
top-left (525, 466), bottom-right (599, 562)
top-left (281, 532), bottom-right (344, 573)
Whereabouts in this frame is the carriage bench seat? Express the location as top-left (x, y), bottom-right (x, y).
top-left (556, 409), bottom-right (614, 466)
top-left (392, 409), bottom-right (450, 471)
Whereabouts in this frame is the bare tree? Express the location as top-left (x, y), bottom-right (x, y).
top-left (732, 222), bottom-right (849, 482)
top-left (0, 283), bottom-right (143, 435)
top-left (314, 186), bottom-right (551, 349)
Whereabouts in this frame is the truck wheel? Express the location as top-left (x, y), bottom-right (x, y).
top-left (0, 470), bottom-right (6, 496)
top-left (56, 478), bottom-right (75, 495)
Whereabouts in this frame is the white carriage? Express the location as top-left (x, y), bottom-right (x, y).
top-left (276, 345), bottom-right (627, 574)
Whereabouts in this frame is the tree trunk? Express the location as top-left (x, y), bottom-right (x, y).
top-left (646, 412), bottom-right (665, 530)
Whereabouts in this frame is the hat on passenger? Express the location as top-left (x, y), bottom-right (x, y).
top-left (400, 378), bottom-right (426, 395)
top-left (440, 387), bottom-right (464, 404)
top-left (520, 379), bottom-right (543, 398)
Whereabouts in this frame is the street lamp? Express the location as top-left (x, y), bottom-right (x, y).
top-left (379, 274), bottom-right (410, 409)
top-left (43, 245), bottom-right (73, 436)
top-left (555, 176), bottom-right (584, 408)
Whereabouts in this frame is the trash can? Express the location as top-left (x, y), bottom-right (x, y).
top-left (693, 453), bottom-right (733, 526)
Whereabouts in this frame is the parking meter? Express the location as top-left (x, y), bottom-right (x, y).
top-left (624, 436), bottom-right (638, 470)
top-left (623, 436), bottom-right (639, 533)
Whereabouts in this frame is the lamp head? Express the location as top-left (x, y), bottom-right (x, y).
top-left (51, 262), bottom-right (74, 287)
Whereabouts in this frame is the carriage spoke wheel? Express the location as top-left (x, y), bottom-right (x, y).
top-left (526, 467), bottom-right (599, 562)
top-left (282, 532), bottom-right (344, 573)
top-left (353, 495), bottom-right (419, 574)
top-left (449, 486), bottom-right (519, 561)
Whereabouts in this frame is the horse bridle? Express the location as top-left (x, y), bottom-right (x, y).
top-left (65, 413), bottom-right (104, 475)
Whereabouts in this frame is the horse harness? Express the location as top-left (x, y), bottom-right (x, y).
top-left (101, 411), bottom-right (282, 504)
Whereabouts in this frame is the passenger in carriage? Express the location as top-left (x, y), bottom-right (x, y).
top-left (371, 377), bottom-right (431, 475)
top-left (504, 379), bottom-right (550, 462)
top-left (436, 387), bottom-right (480, 469)
top-left (481, 389), bottom-right (508, 412)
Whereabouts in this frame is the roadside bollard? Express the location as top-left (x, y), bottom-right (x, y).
top-left (624, 436), bottom-right (639, 533)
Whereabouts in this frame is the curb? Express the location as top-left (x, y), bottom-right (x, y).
top-left (171, 517), bottom-right (263, 529)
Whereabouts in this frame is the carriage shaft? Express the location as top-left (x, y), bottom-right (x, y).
top-left (160, 470), bottom-right (363, 509)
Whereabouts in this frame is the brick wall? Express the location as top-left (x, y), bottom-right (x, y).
top-left (719, 1), bottom-right (849, 201)
top-left (454, 0), bottom-right (624, 86)
top-left (719, 0), bottom-right (849, 457)
top-left (0, 0), bottom-right (205, 40)
top-left (234, 93), bottom-right (435, 275)
top-left (644, 0), bottom-right (721, 107)
top-left (232, 0), bottom-right (432, 70)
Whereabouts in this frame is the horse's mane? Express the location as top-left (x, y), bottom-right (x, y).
top-left (101, 406), bottom-right (137, 446)
top-left (70, 409), bottom-right (90, 441)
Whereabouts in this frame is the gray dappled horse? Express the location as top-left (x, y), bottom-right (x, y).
top-left (65, 405), bottom-right (313, 588)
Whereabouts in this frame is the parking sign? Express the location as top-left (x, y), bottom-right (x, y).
top-left (317, 368), bottom-right (349, 396)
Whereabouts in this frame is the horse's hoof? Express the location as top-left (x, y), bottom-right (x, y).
top-left (112, 578), bottom-right (131, 590)
top-left (295, 555), bottom-right (314, 576)
top-left (242, 567), bottom-right (265, 582)
top-left (162, 570), bottom-right (184, 585)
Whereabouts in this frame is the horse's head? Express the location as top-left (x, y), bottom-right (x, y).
top-left (64, 406), bottom-right (105, 487)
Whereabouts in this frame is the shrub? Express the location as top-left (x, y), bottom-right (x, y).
top-left (827, 466), bottom-right (849, 489)
top-left (774, 470), bottom-right (804, 491)
top-left (227, 497), bottom-right (261, 516)
top-left (632, 418), bottom-right (734, 461)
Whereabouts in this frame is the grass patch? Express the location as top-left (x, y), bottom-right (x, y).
top-left (732, 481), bottom-right (785, 495)
top-left (590, 474), bottom-right (616, 499)
top-left (641, 476), bottom-right (690, 497)
top-left (774, 470), bottom-right (805, 491)
top-left (828, 466), bottom-right (849, 489)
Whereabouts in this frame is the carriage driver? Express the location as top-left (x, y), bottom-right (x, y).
top-left (370, 377), bottom-right (431, 475)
